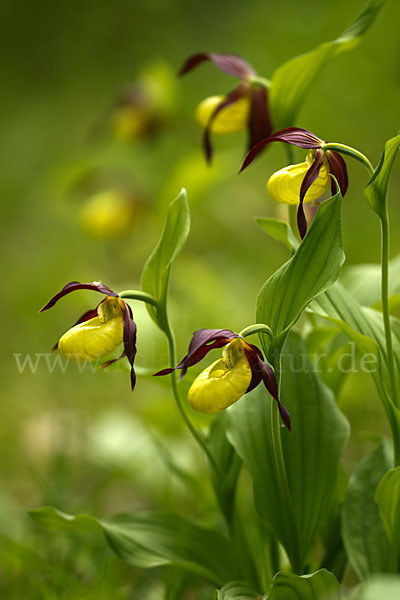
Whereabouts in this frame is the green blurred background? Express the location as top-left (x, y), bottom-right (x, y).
top-left (1, 0), bottom-right (400, 596)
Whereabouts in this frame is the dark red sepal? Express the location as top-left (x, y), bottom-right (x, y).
top-left (122, 302), bottom-right (137, 391)
top-left (41, 281), bottom-right (118, 312)
top-left (153, 328), bottom-right (238, 378)
top-left (203, 85), bottom-right (247, 163)
top-left (327, 151), bottom-right (348, 197)
top-left (258, 358), bottom-right (291, 431)
top-left (248, 87), bottom-right (273, 151)
top-left (179, 53), bottom-right (255, 78)
top-left (297, 149), bottom-right (325, 239)
top-left (240, 127), bottom-right (323, 173)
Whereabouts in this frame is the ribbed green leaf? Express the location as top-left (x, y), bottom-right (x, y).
top-left (141, 188), bottom-right (190, 331)
top-left (375, 466), bottom-right (400, 571)
top-left (254, 217), bottom-right (299, 252)
top-left (342, 441), bottom-right (392, 580)
top-left (270, 1), bottom-right (385, 128)
top-left (340, 254), bottom-right (400, 308)
top-left (257, 193), bottom-right (344, 357)
top-left (227, 332), bottom-right (349, 572)
top-left (214, 581), bottom-right (264, 600)
top-left (305, 327), bottom-right (352, 396)
top-left (207, 412), bottom-right (242, 525)
top-left (28, 506), bottom-right (234, 586)
top-left (365, 135), bottom-right (400, 217)
top-left (268, 569), bottom-right (339, 600)
top-left (310, 283), bottom-right (400, 424)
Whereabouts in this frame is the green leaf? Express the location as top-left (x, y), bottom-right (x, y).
top-left (270, 1), bottom-right (386, 128)
top-left (214, 581), bottom-right (264, 600)
top-left (254, 217), bottom-right (299, 252)
top-left (341, 440), bottom-right (393, 580)
top-left (257, 193), bottom-right (344, 356)
top-left (305, 327), bottom-right (352, 396)
top-left (29, 506), bottom-right (234, 586)
top-left (317, 466), bottom-right (348, 582)
top-left (227, 332), bottom-right (349, 572)
top-left (141, 188), bottom-right (190, 331)
top-left (365, 135), bottom-right (400, 217)
top-left (268, 569), bottom-right (339, 600)
top-left (309, 283), bottom-right (400, 429)
top-left (375, 466), bottom-right (400, 571)
top-left (340, 254), bottom-right (400, 307)
top-left (207, 412), bottom-right (242, 525)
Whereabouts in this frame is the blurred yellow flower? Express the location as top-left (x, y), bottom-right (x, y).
top-left (267, 154), bottom-right (330, 205)
top-left (195, 95), bottom-right (250, 134)
top-left (79, 190), bottom-right (134, 239)
top-left (187, 338), bottom-right (252, 413)
top-left (112, 106), bottom-right (150, 142)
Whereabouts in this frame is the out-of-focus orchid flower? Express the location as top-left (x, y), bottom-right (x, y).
top-left (179, 53), bottom-right (272, 163)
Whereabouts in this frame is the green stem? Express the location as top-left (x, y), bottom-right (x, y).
top-left (322, 142), bottom-right (374, 176)
top-left (163, 319), bottom-right (222, 477)
top-left (247, 75), bottom-right (271, 90)
top-left (381, 213), bottom-right (399, 410)
top-left (121, 290), bottom-right (222, 475)
top-left (270, 397), bottom-right (301, 573)
top-left (119, 290), bottom-right (158, 307)
top-left (239, 323), bottom-right (273, 340)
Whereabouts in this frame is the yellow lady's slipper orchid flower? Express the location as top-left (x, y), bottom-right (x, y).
top-left (154, 328), bottom-right (291, 430)
top-left (179, 52), bottom-right (272, 162)
top-left (58, 297), bottom-right (124, 362)
top-left (240, 127), bottom-right (349, 238)
top-left (266, 154), bottom-right (331, 206)
top-left (187, 338), bottom-right (252, 413)
top-left (41, 281), bottom-right (138, 389)
top-left (196, 95), bottom-right (250, 134)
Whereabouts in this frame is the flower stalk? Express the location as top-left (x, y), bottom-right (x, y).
top-left (163, 319), bottom-right (222, 477)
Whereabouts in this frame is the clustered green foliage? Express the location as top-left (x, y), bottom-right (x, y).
top-left (3, 0), bottom-right (400, 598)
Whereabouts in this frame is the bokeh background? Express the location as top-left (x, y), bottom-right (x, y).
top-left (2, 0), bottom-right (400, 596)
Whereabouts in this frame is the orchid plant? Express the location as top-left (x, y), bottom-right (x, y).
top-left (30, 1), bottom-right (400, 599)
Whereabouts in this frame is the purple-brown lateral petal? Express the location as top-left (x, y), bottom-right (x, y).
top-left (327, 151), bottom-right (348, 197)
top-left (259, 359), bottom-right (291, 431)
top-left (239, 138), bottom-right (271, 172)
top-left (243, 343), bottom-right (264, 393)
top-left (179, 52), bottom-right (255, 78)
top-left (100, 351), bottom-right (126, 370)
top-left (153, 328), bottom-right (238, 378)
top-left (203, 86), bottom-right (246, 163)
top-left (248, 87), bottom-right (272, 151)
top-left (297, 149), bottom-right (325, 239)
top-left (122, 303), bottom-right (137, 391)
top-left (41, 281), bottom-right (118, 312)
